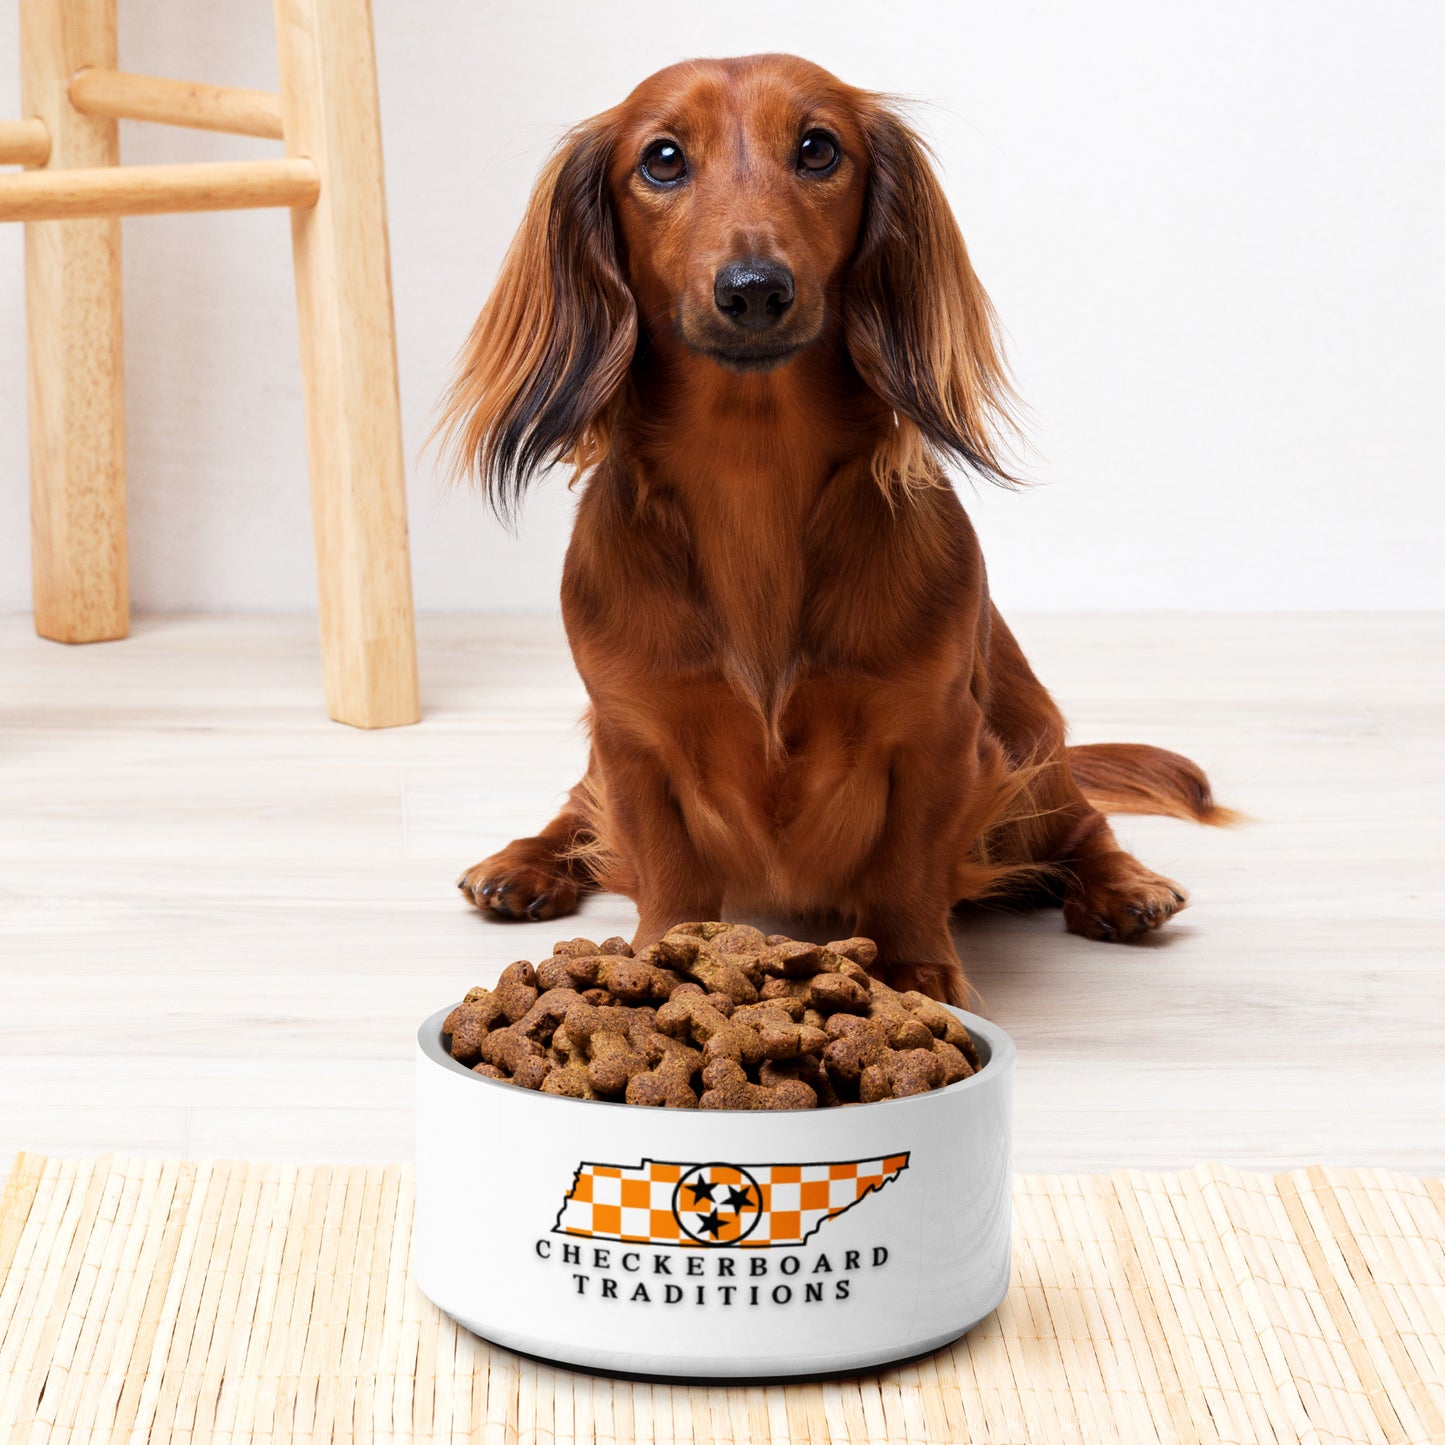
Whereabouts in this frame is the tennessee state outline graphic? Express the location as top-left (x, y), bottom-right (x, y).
top-left (553, 1155), bottom-right (910, 1247)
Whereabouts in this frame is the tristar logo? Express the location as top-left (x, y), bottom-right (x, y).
top-left (553, 1155), bottom-right (909, 1248)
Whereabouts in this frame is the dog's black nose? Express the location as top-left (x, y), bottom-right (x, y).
top-left (713, 259), bottom-right (794, 330)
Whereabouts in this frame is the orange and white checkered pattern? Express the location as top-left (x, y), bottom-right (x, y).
top-left (553, 1155), bottom-right (909, 1248)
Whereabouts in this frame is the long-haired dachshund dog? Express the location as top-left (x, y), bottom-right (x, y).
top-left (442, 54), bottom-right (1232, 1005)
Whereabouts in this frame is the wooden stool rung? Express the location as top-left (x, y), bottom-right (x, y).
top-left (0, 156), bottom-right (319, 221)
top-left (0, 117), bottom-right (49, 166)
top-left (68, 68), bottom-right (284, 141)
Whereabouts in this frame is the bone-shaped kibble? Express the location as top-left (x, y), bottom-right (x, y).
top-left (493, 960), bottom-right (540, 1022)
top-left (563, 1000), bottom-right (650, 1097)
top-left (932, 1038), bottom-right (975, 1085)
top-left (820, 1013), bottom-right (891, 1083)
top-left (655, 992), bottom-right (766, 1068)
top-left (699, 1058), bottom-right (817, 1110)
top-left (445, 925), bottom-right (971, 1109)
top-left (697, 923), bottom-right (770, 983)
top-left (859, 1047), bottom-right (945, 1102)
top-left (534, 954), bottom-right (577, 991)
top-left (728, 1001), bottom-right (828, 1060)
top-left (625, 1047), bottom-right (701, 1107)
top-left (898, 991), bottom-right (981, 1068)
top-left (807, 973), bottom-right (870, 1014)
top-left (443, 993), bottom-right (506, 1062)
top-left (645, 935), bottom-right (758, 1003)
top-left (478, 1026), bottom-right (553, 1090)
top-left (756, 940), bottom-right (839, 976)
top-left (759, 976), bottom-right (806, 1001)
top-left (540, 1058), bottom-right (597, 1099)
top-left (661, 921), bottom-right (733, 943)
top-left (549, 1019), bottom-right (582, 1061)
top-left (707, 923), bottom-right (768, 955)
top-left (512, 989), bottom-right (579, 1045)
top-left (825, 937), bottom-right (879, 969)
top-left (563, 953), bottom-right (678, 1003)
top-left (551, 937), bottom-right (601, 958)
top-left (760, 1053), bottom-right (837, 1106)
top-left (667, 982), bottom-right (736, 1016)
top-left (743, 991), bottom-right (804, 1021)
top-left (863, 980), bottom-right (938, 1051)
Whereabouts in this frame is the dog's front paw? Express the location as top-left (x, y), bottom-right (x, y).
top-left (457, 845), bottom-right (580, 922)
top-left (1063, 852), bottom-right (1187, 942)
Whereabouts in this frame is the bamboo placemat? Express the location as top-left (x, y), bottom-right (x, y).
top-left (2, 1156), bottom-right (1443, 1443)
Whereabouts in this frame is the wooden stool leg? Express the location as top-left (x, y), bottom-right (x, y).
top-left (273, 0), bottom-right (420, 728)
top-left (21, 0), bottom-right (127, 643)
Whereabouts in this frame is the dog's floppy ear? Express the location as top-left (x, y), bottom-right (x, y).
top-left (846, 103), bottom-right (1018, 490)
top-left (438, 117), bottom-right (637, 523)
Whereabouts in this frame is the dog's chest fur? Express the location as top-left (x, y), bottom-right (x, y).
top-left (564, 451), bottom-right (985, 903)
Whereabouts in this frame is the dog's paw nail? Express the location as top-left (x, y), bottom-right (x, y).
top-left (480, 882), bottom-right (497, 900)
top-left (1090, 915), bottom-right (1115, 938)
top-left (1170, 890), bottom-right (1185, 904)
top-left (526, 893), bottom-right (552, 919)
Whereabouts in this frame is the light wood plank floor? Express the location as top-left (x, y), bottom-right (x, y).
top-left (2, 613), bottom-right (1441, 1172)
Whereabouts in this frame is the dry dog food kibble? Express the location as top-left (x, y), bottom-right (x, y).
top-left (442, 923), bottom-right (980, 1109)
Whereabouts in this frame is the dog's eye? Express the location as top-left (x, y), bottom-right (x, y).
top-left (798, 130), bottom-right (839, 174)
top-left (640, 140), bottom-right (687, 185)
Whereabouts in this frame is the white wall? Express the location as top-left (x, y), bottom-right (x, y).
top-left (2, 0), bottom-right (1441, 613)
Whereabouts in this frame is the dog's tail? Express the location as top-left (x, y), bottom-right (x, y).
top-left (1065, 743), bottom-right (1241, 826)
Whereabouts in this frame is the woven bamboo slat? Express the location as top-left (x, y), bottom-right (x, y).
top-left (2, 1155), bottom-right (1443, 1444)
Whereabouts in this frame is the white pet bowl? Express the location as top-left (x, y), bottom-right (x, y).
top-left (414, 1003), bottom-right (1014, 1380)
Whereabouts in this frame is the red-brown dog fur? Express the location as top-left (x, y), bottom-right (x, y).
top-left (442, 55), bottom-right (1233, 1005)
